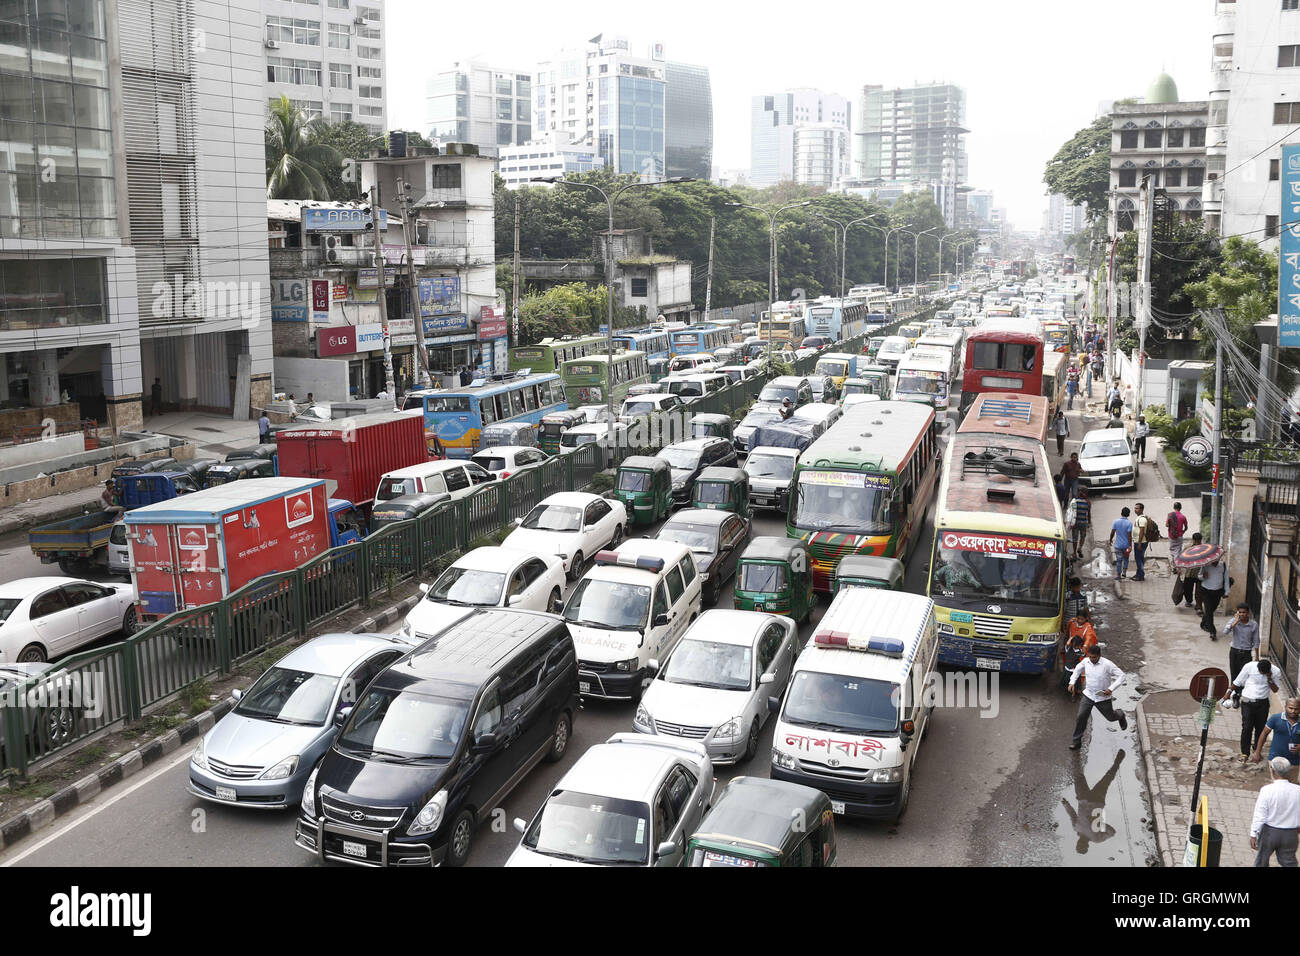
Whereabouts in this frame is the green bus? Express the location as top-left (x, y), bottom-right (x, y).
top-left (785, 401), bottom-right (939, 592)
top-left (509, 333), bottom-right (609, 373)
top-left (561, 351), bottom-right (649, 406)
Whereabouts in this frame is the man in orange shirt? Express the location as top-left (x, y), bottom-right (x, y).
top-left (1062, 608), bottom-right (1100, 689)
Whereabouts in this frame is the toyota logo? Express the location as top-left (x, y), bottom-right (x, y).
top-left (350, 810), bottom-right (365, 821)
top-left (987, 605), bottom-right (1001, 614)
top-left (827, 758), bottom-right (841, 767)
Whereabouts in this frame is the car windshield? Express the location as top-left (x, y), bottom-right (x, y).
top-left (928, 537), bottom-right (1062, 609)
top-left (759, 385), bottom-right (797, 404)
top-left (429, 566), bottom-right (505, 606)
top-left (658, 448), bottom-right (701, 470)
top-left (522, 504), bottom-right (582, 532)
top-left (738, 562), bottom-right (786, 591)
top-left (622, 401), bottom-right (657, 417)
top-left (662, 639), bottom-right (752, 690)
top-left (791, 472), bottom-right (892, 534)
top-left (563, 579), bottom-right (650, 630)
top-left (561, 432), bottom-right (597, 448)
top-left (235, 666), bottom-right (337, 725)
top-left (617, 470), bottom-right (652, 492)
top-left (658, 523), bottom-right (717, 554)
top-left (783, 670), bottom-right (898, 734)
top-left (337, 687), bottom-right (469, 761)
top-left (473, 456), bottom-right (507, 472)
top-left (693, 482), bottom-right (731, 504)
top-left (376, 477), bottom-right (418, 500)
top-left (1082, 439), bottom-right (1130, 459)
top-left (523, 790), bottom-right (651, 865)
top-left (0, 598), bottom-right (21, 624)
top-left (816, 360), bottom-right (849, 378)
top-left (668, 381), bottom-right (703, 397)
top-left (879, 340), bottom-right (906, 355)
top-left (745, 454), bottom-right (794, 480)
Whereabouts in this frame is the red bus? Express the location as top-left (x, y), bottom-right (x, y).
top-left (959, 318), bottom-right (1045, 414)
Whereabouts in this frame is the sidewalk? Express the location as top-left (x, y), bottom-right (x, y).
top-left (1056, 399), bottom-right (1281, 868)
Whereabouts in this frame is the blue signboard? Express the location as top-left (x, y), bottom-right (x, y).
top-left (422, 314), bottom-right (471, 337)
top-left (1282, 145), bottom-right (1300, 348)
top-left (303, 207), bottom-right (386, 232)
top-left (419, 276), bottom-right (461, 316)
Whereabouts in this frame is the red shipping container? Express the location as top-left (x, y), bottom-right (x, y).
top-left (275, 412), bottom-right (428, 512)
top-left (124, 478), bottom-right (332, 619)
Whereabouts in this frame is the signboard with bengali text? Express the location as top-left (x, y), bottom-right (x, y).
top-left (940, 532), bottom-right (1057, 560)
top-left (1282, 144), bottom-right (1300, 348)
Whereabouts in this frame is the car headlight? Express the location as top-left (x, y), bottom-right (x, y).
top-left (614, 657), bottom-right (639, 673)
top-left (191, 737), bottom-right (208, 771)
top-left (936, 621), bottom-right (955, 634)
top-left (407, 790), bottom-right (447, 836)
top-left (1029, 632), bottom-right (1059, 643)
top-left (301, 763), bottom-right (320, 817)
top-left (869, 767), bottom-right (903, 783)
top-left (260, 755), bottom-right (300, 780)
top-left (716, 716), bottom-right (744, 738)
top-left (634, 704), bottom-right (653, 731)
top-left (772, 750), bottom-right (795, 770)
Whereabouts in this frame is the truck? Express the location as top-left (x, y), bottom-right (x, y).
top-left (123, 477), bottom-right (362, 622)
top-left (274, 412), bottom-right (429, 516)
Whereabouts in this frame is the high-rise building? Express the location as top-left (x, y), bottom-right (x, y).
top-left (749, 89), bottom-right (851, 187)
top-left (263, 0), bottom-right (388, 134)
top-left (664, 61), bottom-right (713, 180)
top-left (498, 132), bottom-right (605, 189)
top-left (967, 189), bottom-right (994, 224)
top-left (1046, 192), bottom-right (1088, 236)
top-left (425, 60), bottom-right (533, 153)
top-left (855, 83), bottom-right (968, 189)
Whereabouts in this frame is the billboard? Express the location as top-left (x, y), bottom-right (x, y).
top-left (419, 276), bottom-right (461, 316)
top-left (302, 207), bottom-right (386, 232)
top-left (1281, 144), bottom-right (1300, 348)
top-left (271, 278), bottom-right (308, 322)
top-left (422, 313), bottom-right (470, 336)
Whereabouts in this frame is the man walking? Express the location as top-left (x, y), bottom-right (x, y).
top-left (1068, 645), bottom-right (1128, 750)
top-left (1249, 757), bottom-right (1300, 867)
top-left (258, 409), bottom-right (271, 444)
top-left (150, 377), bottom-right (163, 416)
top-left (1067, 488), bottom-right (1090, 559)
top-left (1084, 354), bottom-right (1095, 397)
top-left (1166, 502), bottom-right (1188, 565)
top-left (1223, 658), bottom-right (1280, 762)
top-left (1199, 557), bottom-right (1227, 635)
top-left (1254, 698), bottom-right (1300, 768)
top-left (1066, 361), bottom-right (1079, 411)
top-left (1133, 415), bottom-right (1150, 463)
top-left (1064, 576), bottom-right (1088, 622)
top-left (1224, 604), bottom-right (1260, 689)
top-left (1131, 503), bottom-right (1153, 582)
top-left (1106, 382), bottom-right (1123, 419)
top-left (1109, 506), bottom-right (1133, 580)
top-left (1053, 409), bottom-right (1070, 457)
top-left (1061, 452), bottom-right (1083, 501)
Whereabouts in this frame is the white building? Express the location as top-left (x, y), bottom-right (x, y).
top-left (750, 89), bottom-right (851, 187)
top-left (1047, 192), bottom-right (1088, 236)
top-left (498, 132), bottom-right (604, 189)
top-left (425, 60), bottom-right (533, 153)
top-left (262, 0), bottom-right (387, 134)
top-left (793, 123), bottom-right (852, 189)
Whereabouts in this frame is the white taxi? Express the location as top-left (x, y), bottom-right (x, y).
top-left (503, 492), bottom-right (627, 581)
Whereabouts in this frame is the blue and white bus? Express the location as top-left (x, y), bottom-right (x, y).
top-left (612, 328), bottom-right (671, 363)
top-left (404, 372), bottom-right (566, 458)
top-left (671, 325), bottom-right (730, 355)
top-left (806, 297), bottom-right (869, 342)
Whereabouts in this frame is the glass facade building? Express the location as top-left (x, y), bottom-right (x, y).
top-left (664, 61), bottom-right (711, 180)
top-left (612, 73), bottom-right (664, 177)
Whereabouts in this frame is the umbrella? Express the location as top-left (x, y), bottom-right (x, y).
top-left (1173, 543), bottom-right (1224, 570)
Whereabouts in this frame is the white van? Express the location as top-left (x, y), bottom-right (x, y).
top-left (667, 353), bottom-right (718, 375)
top-left (562, 539), bottom-right (704, 701)
top-left (769, 588), bottom-right (938, 822)
top-left (791, 402), bottom-right (843, 439)
top-left (372, 459), bottom-right (493, 511)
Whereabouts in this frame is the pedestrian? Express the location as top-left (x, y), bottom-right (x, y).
top-left (1064, 576), bottom-right (1089, 622)
top-left (1068, 606), bottom-right (1099, 657)
top-left (1107, 383), bottom-right (1123, 419)
top-left (1068, 644), bottom-right (1128, 750)
top-left (1053, 409), bottom-right (1070, 456)
top-left (1254, 698), bottom-right (1300, 768)
top-left (305, 392), bottom-right (314, 407)
top-left (1109, 506), bottom-right (1133, 580)
top-left (150, 377), bottom-right (163, 416)
top-left (1249, 756), bottom-right (1300, 867)
top-left (287, 394), bottom-right (297, 419)
top-left (459, 366), bottom-right (472, 387)
top-left (1223, 658), bottom-right (1280, 762)
top-left (1199, 557), bottom-right (1227, 636)
top-left (1066, 361), bottom-right (1079, 410)
top-left (1122, 383), bottom-right (1135, 418)
top-left (1084, 355), bottom-right (1094, 397)
top-left (1175, 531), bottom-right (1205, 609)
top-left (1131, 502), bottom-right (1153, 581)
top-left (1224, 603), bottom-right (1260, 687)
top-left (1133, 415), bottom-right (1150, 463)
top-left (1054, 472), bottom-right (1068, 508)
top-left (1089, 352), bottom-right (1104, 396)
top-left (1166, 501), bottom-right (1188, 565)
top-left (1061, 452), bottom-right (1083, 501)
top-left (258, 410), bottom-right (271, 443)
top-left (1067, 488), bottom-right (1091, 558)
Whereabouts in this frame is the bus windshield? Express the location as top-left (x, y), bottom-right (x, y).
top-left (896, 373), bottom-right (945, 395)
top-left (791, 472), bottom-right (892, 534)
top-left (928, 533), bottom-right (1062, 610)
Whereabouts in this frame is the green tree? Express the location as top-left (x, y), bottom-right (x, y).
top-left (1113, 215), bottom-right (1220, 354)
top-left (264, 95), bottom-right (341, 200)
top-left (1042, 117), bottom-right (1110, 218)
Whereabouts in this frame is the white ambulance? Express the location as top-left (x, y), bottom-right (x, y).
top-left (768, 588), bottom-right (938, 822)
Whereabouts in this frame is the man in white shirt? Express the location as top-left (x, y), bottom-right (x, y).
top-left (1223, 658), bottom-right (1281, 761)
top-left (1068, 645), bottom-right (1128, 750)
top-left (1251, 756), bottom-right (1300, 867)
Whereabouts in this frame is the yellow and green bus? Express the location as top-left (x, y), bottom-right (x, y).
top-left (785, 401), bottom-right (939, 592)
top-left (928, 425), bottom-right (1066, 675)
top-left (509, 333), bottom-right (609, 373)
top-left (561, 351), bottom-right (650, 407)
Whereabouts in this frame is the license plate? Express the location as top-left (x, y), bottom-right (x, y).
top-left (830, 800), bottom-right (845, 815)
top-left (214, 786), bottom-right (236, 802)
top-left (342, 840), bottom-right (368, 859)
top-left (1100, 476), bottom-right (1115, 484)
top-left (579, 681), bottom-right (591, 694)
top-left (975, 658), bottom-right (1002, 671)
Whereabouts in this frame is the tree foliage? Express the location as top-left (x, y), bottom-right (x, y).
top-left (1113, 215), bottom-right (1220, 354)
top-left (514, 282), bottom-right (641, 343)
top-left (264, 96), bottom-right (341, 200)
top-left (1043, 117), bottom-right (1110, 219)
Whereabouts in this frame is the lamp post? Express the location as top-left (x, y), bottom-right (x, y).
top-left (725, 199), bottom-right (813, 367)
top-left (914, 226), bottom-right (939, 297)
top-left (814, 213), bottom-right (879, 297)
top-left (533, 175), bottom-right (694, 424)
top-left (886, 226), bottom-right (907, 291)
top-left (859, 221), bottom-right (890, 287)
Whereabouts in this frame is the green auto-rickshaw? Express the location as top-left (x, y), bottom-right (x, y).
top-left (687, 777), bottom-right (837, 868)
top-left (832, 554), bottom-right (906, 593)
top-left (865, 336), bottom-right (886, 361)
top-left (690, 413), bottom-right (734, 443)
top-left (538, 409), bottom-right (587, 455)
top-left (690, 466), bottom-right (750, 517)
top-left (733, 537), bottom-right (814, 623)
top-left (612, 456), bottom-right (673, 526)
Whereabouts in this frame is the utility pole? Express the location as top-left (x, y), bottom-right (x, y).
top-left (512, 195), bottom-right (521, 346)
top-left (1211, 315), bottom-right (1225, 547)
top-left (368, 184), bottom-right (396, 402)
top-left (1106, 235), bottom-right (1119, 390)
top-left (1135, 180), bottom-right (1153, 414)
top-left (396, 178), bottom-right (430, 389)
top-left (704, 215), bottom-right (715, 316)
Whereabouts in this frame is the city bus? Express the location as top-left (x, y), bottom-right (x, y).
top-left (561, 351), bottom-right (649, 406)
top-left (671, 325), bottom-right (730, 356)
top-left (786, 401), bottom-right (939, 591)
top-left (758, 313), bottom-right (807, 347)
top-left (958, 317), bottom-right (1045, 414)
top-left (806, 297), bottom-right (868, 342)
top-left (894, 348), bottom-right (952, 410)
top-left (928, 428), bottom-right (1065, 674)
top-left (915, 329), bottom-right (964, 380)
top-left (958, 393), bottom-right (1050, 446)
top-left (509, 334), bottom-right (608, 373)
top-left (612, 328), bottom-right (671, 363)
top-left (1040, 350), bottom-right (1067, 420)
top-left (407, 372), bottom-right (567, 458)
top-left (1041, 319), bottom-right (1073, 355)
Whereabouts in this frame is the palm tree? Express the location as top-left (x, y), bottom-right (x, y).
top-left (265, 95), bottom-right (341, 200)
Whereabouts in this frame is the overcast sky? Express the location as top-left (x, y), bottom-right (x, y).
top-left (386, 0), bottom-right (1213, 231)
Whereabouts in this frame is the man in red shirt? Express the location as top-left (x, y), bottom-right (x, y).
top-left (1166, 501), bottom-right (1189, 564)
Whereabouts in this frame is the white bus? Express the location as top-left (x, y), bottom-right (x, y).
top-left (894, 348), bottom-right (952, 411)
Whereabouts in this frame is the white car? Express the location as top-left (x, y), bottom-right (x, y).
top-left (1077, 427), bottom-right (1138, 491)
top-left (400, 547), bottom-right (568, 641)
top-left (618, 392), bottom-right (685, 425)
top-left (503, 492), bottom-right (627, 580)
top-left (506, 733), bottom-right (713, 867)
top-left (635, 610), bottom-right (798, 765)
top-left (574, 404), bottom-right (613, 425)
top-left (471, 445), bottom-right (549, 479)
top-left (0, 577), bottom-right (137, 663)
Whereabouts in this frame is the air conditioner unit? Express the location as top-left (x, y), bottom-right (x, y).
top-left (324, 235), bottom-right (341, 250)
top-left (264, 38), bottom-right (279, 49)
top-left (325, 247), bottom-right (341, 264)
top-left (353, 15), bottom-right (365, 24)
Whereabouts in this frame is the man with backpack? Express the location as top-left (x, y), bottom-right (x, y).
top-left (1131, 502), bottom-right (1159, 582)
top-left (1166, 501), bottom-right (1189, 564)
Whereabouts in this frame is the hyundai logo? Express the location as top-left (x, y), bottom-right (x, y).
top-left (350, 810), bottom-right (365, 821)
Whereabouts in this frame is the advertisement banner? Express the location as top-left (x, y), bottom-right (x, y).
top-left (354, 323), bottom-right (384, 352)
top-left (271, 278), bottom-right (308, 322)
top-left (800, 471), bottom-right (892, 489)
top-left (939, 532), bottom-right (1057, 560)
top-left (422, 313), bottom-right (470, 336)
top-left (479, 318), bottom-right (508, 340)
top-left (356, 268), bottom-right (395, 289)
top-left (419, 276), bottom-right (461, 316)
top-left (317, 326), bottom-right (356, 357)
top-left (331, 283), bottom-right (348, 301)
top-left (1281, 144), bottom-right (1300, 348)
top-left (302, 207), bottom-right (386, 232)
top-left (310, 279), bottom-right (331, 323)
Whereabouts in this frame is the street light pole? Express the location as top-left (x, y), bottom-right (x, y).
top-left (726, 200), bottom-right (812, 367)
top-left (815, 214), bottom-right (878, 298)
top-left (914, 226), bottom-right (939, 297)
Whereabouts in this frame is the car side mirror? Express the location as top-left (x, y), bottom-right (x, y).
top-left (652, 613), bottom-right (669, 628)
top-left (655, 840), bottom-right (678, 860)
top-left (418, 583), bottom-right (430, 595)
top-left (231, 688), bottom-right (243, 702)
top-left (508, 593), bottom-right (525, 607)
top-left (473, 731), bottom-right (498, 752)
top-left (759, 672), bottom-right (775, 685)
top-left (511, 518), bottom-right (522, 528)
top-left (333, 705), bottom-right (353, 727)
top-left (647, 659), bottom-right (659, 674)
top-left (513, 817), bottom-right (528, 835)
top-left (767, 695), bottom-right (782, 715)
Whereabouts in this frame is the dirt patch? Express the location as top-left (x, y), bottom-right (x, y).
top-left (1146, 731), bottom-right (1275, 794)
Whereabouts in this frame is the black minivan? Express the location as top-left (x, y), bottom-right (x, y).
top-left (295, 608), bottom-right (578, 867)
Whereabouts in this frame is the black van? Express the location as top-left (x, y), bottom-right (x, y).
top-left (295, 608), bottom-right (579, 867)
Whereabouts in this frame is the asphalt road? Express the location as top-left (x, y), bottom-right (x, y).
top-left (1, 407), bottom-right (1157, 868)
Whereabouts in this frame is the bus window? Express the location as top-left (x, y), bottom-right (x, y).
top-left (494, 394), bottom-right (508, 421)
top-left (510, 388), bottom-right (526, 417)
top-left (548, 380), bottom-right (563, 405)
top-left (1020, 346), bottom-right (1037, 371)
top-left (481, 397), bottom-right (498, 425)
top-left (972, 342), bottom-right (1000, 370)
top-left (523, 386), bottom-right (538, 412)
top-left (429, 395), bottom-right (471, 413)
